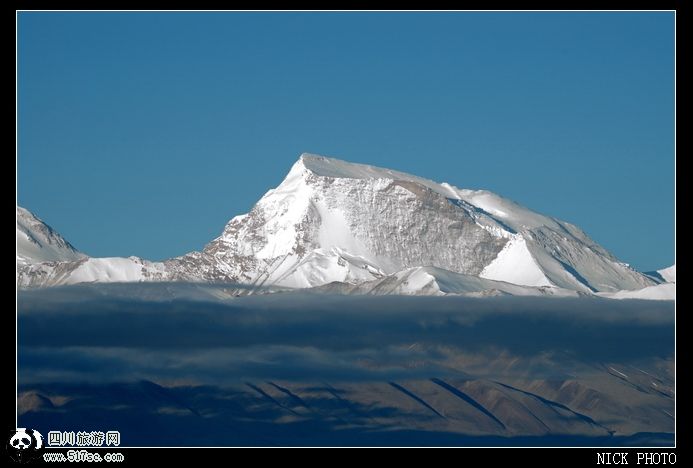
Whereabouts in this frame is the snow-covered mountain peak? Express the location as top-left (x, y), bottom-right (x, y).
top-left (17, 153), bottom-right (661, 295)
top-left (17, 206), bottom-right (85, 266)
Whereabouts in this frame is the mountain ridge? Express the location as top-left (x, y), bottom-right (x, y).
top-left (17, 153), bottom-right (665, 297)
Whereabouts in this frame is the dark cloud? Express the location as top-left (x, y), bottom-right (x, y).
top-left (18, 283), bottom-right (674, 383)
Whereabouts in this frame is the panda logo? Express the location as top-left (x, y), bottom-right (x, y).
top-left (7, 428), bottom-right (43, 463)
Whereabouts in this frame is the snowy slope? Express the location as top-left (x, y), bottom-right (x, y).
top-left (313, 266), bottom-right (580, 297)
top-left (598, 283), bottom-right (675, 301)
top-left (658, 265), bottom-right (676, 282)
top-left (479, 236), bottom-right (552, 287)
top-left (17, 206), bottom-right (85, 266)
top-left (18, 153), bottom-right (659, 294)
top-left (645, 265), bottom-right (676, 284)
top-left (17, 257), bottom-right (169, 288)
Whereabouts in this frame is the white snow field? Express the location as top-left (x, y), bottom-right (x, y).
top-left (598, 282), bottom-right (675, 301)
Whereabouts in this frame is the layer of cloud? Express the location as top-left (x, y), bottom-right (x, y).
top-left (18, 283), bottom-right (674, 383)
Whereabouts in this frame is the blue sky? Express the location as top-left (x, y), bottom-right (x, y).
top-left (18, 12), bottom-right (674, 271)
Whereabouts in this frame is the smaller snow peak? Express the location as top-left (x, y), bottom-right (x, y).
top-left (658, 265), bottom-right (676, 283)
top-left (17, 205), bottom-right (85, 265)
top-left (645, 264), bottom-right (676, 283)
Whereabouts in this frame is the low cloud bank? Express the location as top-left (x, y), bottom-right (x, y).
top-left (18, 283), bottom-right (674, 383)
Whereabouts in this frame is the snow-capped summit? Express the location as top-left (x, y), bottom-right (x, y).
top-left (16, 206), bottom-right (85, 266)
top-left (298, 153), bottom-right (449, 188)
top-left (17, 153), bottom-right (660, 295)
top-left (164, 153), bottom-right (654, 293)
